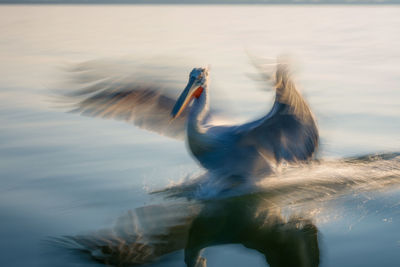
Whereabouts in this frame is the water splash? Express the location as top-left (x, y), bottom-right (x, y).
top-left (154, 153), bottom-right (400, 203)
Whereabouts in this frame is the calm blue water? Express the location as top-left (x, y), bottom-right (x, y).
top-left (0, 5), bottom-right (399, 267)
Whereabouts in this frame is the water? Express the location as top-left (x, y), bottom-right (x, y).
top-left (0, 5), bottom-right (400, 267)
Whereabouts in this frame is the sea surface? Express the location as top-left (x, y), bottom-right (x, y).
top-left (0, 5), bottom-right (399, 267)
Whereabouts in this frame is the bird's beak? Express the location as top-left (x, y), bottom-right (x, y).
top-left (171, 77), bottom-right (203, 119)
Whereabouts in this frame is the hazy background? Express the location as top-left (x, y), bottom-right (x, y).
top-left (2, 0), bottom-right (400, 4)
top-left (0, 4), bottom-right (399, 267)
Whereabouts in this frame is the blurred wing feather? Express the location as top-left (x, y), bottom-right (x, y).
top-left (61, 61), bottom-right (189, 139)
top-left (69, 84), bottom-right (188, 139)
top-left (242, 62), bottom-right (319, 163)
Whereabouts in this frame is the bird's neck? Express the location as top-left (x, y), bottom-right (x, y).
top-left (188, 84), bottom-right (209, 134)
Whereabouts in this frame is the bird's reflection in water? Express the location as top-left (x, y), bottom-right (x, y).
top-left (52, 153), bottom-right (400, 267)
top-left (55, 194), bottom-right (319, 267)
top-left (183, 196), bottom-right (319, 267)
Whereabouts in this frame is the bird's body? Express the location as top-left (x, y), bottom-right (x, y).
top-left (177, 65), bottom-right (318, 180)
top-left (186, 102), bottom-right (272, 179)
top-left (64, 60), bottom-right (318, 185)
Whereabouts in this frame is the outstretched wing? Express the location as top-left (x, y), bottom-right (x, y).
top-left (241, 61), bottom-right (319, 163)
top-left (58, 60), bottom-right (191, 139)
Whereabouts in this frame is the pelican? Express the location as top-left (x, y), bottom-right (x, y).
top-left (63, 60), bottom-right (318, 182)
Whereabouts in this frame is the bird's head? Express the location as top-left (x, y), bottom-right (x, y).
top-left (171, 67), bottom-right (209, 119)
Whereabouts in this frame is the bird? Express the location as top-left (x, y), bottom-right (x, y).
top-left (61, 58), bottom-right (319, 186)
